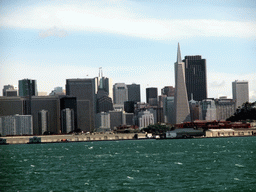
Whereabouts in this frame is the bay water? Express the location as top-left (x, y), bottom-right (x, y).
top-left (1, 137), bottom-right (256, 191)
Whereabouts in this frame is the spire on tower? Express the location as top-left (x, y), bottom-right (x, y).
top-left (177, 43), bottom-right (182, 63)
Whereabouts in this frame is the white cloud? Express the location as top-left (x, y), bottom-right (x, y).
top-left (39, 26), bottom-right (68, 38)
top-left (1, 1), bottom-right (255, 40)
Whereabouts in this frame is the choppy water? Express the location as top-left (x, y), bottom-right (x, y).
top-left (1, 137), bottom-right (256, 191)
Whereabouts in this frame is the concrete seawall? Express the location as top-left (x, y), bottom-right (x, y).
top-left (2, 133), bottom-right (147, 144)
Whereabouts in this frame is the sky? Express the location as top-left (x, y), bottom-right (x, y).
top-left (0, 0), bottom-right (255, 102)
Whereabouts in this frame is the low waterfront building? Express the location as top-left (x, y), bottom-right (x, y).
top-left (0, 115), bottom-right (33, 136)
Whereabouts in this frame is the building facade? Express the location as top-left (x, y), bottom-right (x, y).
top-left (66, 78), bottom-right (97, 132)
top-left (18, 79), bottom-right (37, 97)
top-left (61, 108), bottom-right (75, 133)
top-left (127, 83), bottom-right (141, 103)
top-left (232, 80), bottom-right (249, 109)
top-left (183, 55), bottom-right (207, 101)
top-left (146, 87), bottom-right (158, 106)
top-left (0, 115), bottom-right (33, 136)
top-left (113, 83), bottom-right (128, 105)
top-left (174, 43), bottom-right (191, 124)
top-left (38, 110), bottom-right (48, 134)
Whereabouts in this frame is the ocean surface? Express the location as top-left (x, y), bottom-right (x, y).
top-left (1, 137), bottom-right (256, 192)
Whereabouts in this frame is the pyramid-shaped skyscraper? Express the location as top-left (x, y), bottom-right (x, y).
top-left (174, 43), bottom-right (191, 124)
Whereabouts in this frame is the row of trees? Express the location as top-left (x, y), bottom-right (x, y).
top-left (227, 102), bottom-right (256, 122)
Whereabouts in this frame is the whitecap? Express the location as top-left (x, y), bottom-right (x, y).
top-left (127, 176), bottom-right (134, 179)
top-left (174, 162), bottom-right (183, 165)
top-left (132, 170), bottom-right (140, 172)
top-left (235, 164), bottom-right (244, 168)
top-left (234, 178), bottom-right (240, 181)
top-left (84, 183), bottom-right (89, 185)
top-left (65, 148), bottom-right (69, 150)
top-left (31, 165), bottom-right (35, 167)
top-left (89, 147), bottom-right (93, 149)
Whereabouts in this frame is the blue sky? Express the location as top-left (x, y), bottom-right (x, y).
top-left (0, 0), bottom-right (255, 102)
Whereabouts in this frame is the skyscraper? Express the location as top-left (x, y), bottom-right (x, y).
top-left (183, 55), bottom-right (207, 101)
top-left (113, 83), bottom-right (128, 105)
top-left (127, 83), bottom-right (141, 103)
top-left (18, 79), bottom-right (37, 97)
top-left (174, 43), bottom-right (191, 124)
top-left (98, 67), bottom-right (113, 99)
top-left (146, 87), bottom-right (158, 106)
top-left (66, 78), bottom-right (97, 132)
top-left (232, 80), bottom-right (249, 109)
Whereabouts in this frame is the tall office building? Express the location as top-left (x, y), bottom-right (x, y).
top-left (98, 68), bottom-right (113, 99)
top-left (127, 83), bottom-right (141, 103)
top-left (38, 110), bottom-right (48, 134)
top-left (146, 87), bottom-right (158, 106)
top-left (66, 78), bottom-right (97, 132)
top-left (183, 55), bottom-right (207, 101)
top-left (18, 79), bottom-right (37, 97)
top-left (19, 79), bottom-right (37, 115)
top-left (61, 108), bottom-right (75, 133)
top-left (113, 83), bottom-right (128, 105)
top-left (59, 96), bottom-right (77, 130)
top-left (232, 80), bottom-right (249, 109)
top-left (174, 43), bottom-right (191, 124)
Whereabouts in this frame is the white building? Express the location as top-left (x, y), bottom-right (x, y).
top-left (199, 99), bottom-right (217, 121)
top-left (0, 115), bottom-right (33, 136)
top-left (113, 83), bottom-right (128, 105)
top-left (38, 110), bottom-right (48, 134)
top-left (61, 108), bottom-right (75, 133)
top-left (137, 110), bottom-right (154, 129)
top-left (95, 112), bottom-right (111, 132)
top-left (232, 80), bottom-right (249, 109)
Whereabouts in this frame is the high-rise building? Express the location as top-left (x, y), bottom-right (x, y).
top-left (232, 80), bottom-right (249, 109)
top-left (146, 87), bottom-right (158, 106)
top-left (163, 96), bottom-right (175, 124)
top-left (127, 83), bottom-right (141, 103)
top-left (38, 110), bottom-right (48, 134)
top-left (66, 78), bottom-right (97, 132)
top-left (113, 83), bottom-right (128, 105)
top-left (174, 43), bottom-right (191, 124)
top-left (183, 55), bottom-right (207, 101)
top-left (61, 108), bottom-right (75, 133)
top-left (59, 96), bottom-right (77, 130)
top-left (18, 79), bottom-right (37, 97)
top-left (98, 68), bottom-right (113, 99)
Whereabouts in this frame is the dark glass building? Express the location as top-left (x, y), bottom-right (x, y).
top-left (127, 83), bottom-right (141, 103)
top-left (66, 78), bottom-right (97, 132)
top-left (146, 87), bottom-right (158, 105)
top-left (183, 56), bottom-right (207, 102)
top-left (18, 79), bottom-right (37, 97)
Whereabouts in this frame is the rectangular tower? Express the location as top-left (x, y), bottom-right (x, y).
top-left (232, 80), bottom-right (249, 109)
top-left (113, 83), bottom-right (128, 105)
top-left (66, 78), bottom-right (97, 132)
top-left (183, 55), bottom-right (207, 101)
top-left (174, 43), bottom-right (191, 124)
top-left (127, 83), bottom-right (141, 103)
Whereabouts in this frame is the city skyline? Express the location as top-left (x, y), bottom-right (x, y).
top-left (0, 0), bottom-right (255, 102)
